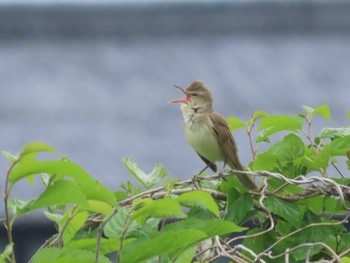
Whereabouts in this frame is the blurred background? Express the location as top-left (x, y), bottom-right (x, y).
top-left (1, 0), bottom-right (350, 261)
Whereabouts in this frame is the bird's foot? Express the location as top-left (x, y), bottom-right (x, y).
top-left (191, 174), bottom-right (202, 190)
top-left (217, 170), bottom-right (228, 181)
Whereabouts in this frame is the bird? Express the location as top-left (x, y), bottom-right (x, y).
top-left (169, 80), bottom-right (256, 190)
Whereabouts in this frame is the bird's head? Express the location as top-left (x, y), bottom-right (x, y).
top-left (169, 80), bottom-right (213, 113)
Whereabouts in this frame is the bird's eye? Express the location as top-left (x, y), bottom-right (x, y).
top-left (191, 93), bottom-right (198, 96)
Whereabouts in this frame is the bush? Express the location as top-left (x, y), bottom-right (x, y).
top-left (2, 105), bottom-right (350, 263)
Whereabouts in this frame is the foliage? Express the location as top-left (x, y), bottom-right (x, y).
top-left (2, 105), bottom-right (350, 263)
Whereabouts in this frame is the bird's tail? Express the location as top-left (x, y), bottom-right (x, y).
top-left (228, 162), bottom-right (257, 190)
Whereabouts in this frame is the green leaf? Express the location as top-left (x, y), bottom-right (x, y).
top-left (14, 180), bottom-right (87, 216)
top-left (333, 178), bottom-right (350, 187)
top-left (187, 206), bottom-right (217, 220)
top-left (253, 134), bottom-right (305, 177)
top-left (26, 174), bottom-right (36, 186)
top-left (163, 178), bottom-right (181, 194)
top-left (79, 200), bottom-right (114, 216)
top-left (252, 110), bottom-right (268, 122)
top-left (264, 196), bottom-right (302, 227)
top-left (8, 198), bottom-right (35, 216)
top-left (348, 111), bottom-right (350, 120)
top-left (177, 191), bottom-right (219, 217)
top-left (257, 115), bottom-right (304, 142)
top-left (122, 157), bottom-right (168, 189)
top-left (62, 211), bottom-right (89, 245)
top-left (9, 159), bottom-right (116, 205)
top-left (275, 220), bottom-right (293, 235)
top-left (121, 217), bottom-right (245, 263)
top-left (338, 233), bottom-right (350, 253)
top-left (297, 196), bottom-right (344, 214)
top-left (120, 229), bottom-right (206, 263)
top-left (225, 190), bottom-right (254, 225)
top-left (1, 151), bottom-right (18, 163)
top-left (302, 105), bottom-right (314, 117)
top-left (114, 190), bottom-right (128, 202)
top-left (173, 246), bottom-right (196, 263)
top-left (198, 176), bottom-right (220, 189)
top-left (31, 247), bottom-right (111, 263)
top-left (294, 145), bottom-right (327, 172)
top-left (227, 116), bottom-right (246, 132)
top-left (131, 198), bottom-right (186, 224)
top-left (313, 104), bottom-right (331, 121)
top-left (243, 228), bottom-right (277, 254)
top-left (315, 136), bottom-right (350, 170)
top-left (67, 238), bottom-right (119, 255)
top-left (303, 105), bottom-right (330, 121)
top-left (327, 135), bottom-right (350, 156)
top-left (0, 243), bottom-right (13, 261)
top-left (266, 177), bottom-right (304, 195)
top-left (128, 217), bottom-right (160, 239)
top-left (163, 217), bottom-right (246, 237)
top-left (21, 142), bottom-right (58, 157)
top-left (44, 211), bottom-right (63, 225)
top-left (104, 207), bottom-right (137, 239)
top-left (317, 127), bottom-right (350, 140)
top-left (288, 217), bottom-right (339, 260)
top-left (279, 134), bottom-right (305, 160)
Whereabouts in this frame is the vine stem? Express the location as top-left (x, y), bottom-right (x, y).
top-left (3, 159), bottom-right (20, 263)
top-left (247, 122), bottom-right (257, 160)
top-left (56, 205), bottom-right (78, 247)
top-left (302, 117), bottom-right (344, 178)
top-left (117, 209), bottom-right (133, 263)
top-left (95, 208), bottom-right (118, 263)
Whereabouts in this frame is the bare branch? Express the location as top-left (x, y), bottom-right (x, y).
top-left (264, 242), bottom-right (340, 262)
top-left (79, 168), bottom-right (350, 262)
top-left (254, 214), bottom-right (350, 262)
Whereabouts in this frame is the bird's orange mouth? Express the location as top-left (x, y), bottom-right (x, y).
top-left (169, 85), bottom-right (191, 104)
top-left (169, 96), bottom-right (190, 104)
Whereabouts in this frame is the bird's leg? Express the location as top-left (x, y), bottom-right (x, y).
top-left (198, 164), bottom-right (210, 175)
top-left (218, 161), bottom-right (228, 181)
top-left (191, 175), bottom-right (201, 190)
top-left (192, 164), bottom-right (210, 190)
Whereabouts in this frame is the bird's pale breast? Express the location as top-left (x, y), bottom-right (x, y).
top-left (184, 116), bottom-right (225, 162)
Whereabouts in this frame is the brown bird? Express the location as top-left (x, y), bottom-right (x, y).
top-left (169, 80), bottom-right (256, 190)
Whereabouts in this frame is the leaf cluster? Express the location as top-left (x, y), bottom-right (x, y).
top-left (1, 105), bottom-right (350, 263)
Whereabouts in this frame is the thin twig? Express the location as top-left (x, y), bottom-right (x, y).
top-left (247, 122), bottom-right (257, 161)
top-left (331, 162), bottom-right (345, 179)
top-left (95, 208), bottom-right (118, 263)
top-left (117, 209), bottom-right (133, 263)
top-left (152, 188), bottom-right (226, 201)
top-left (333, 247), bottom-right (350, 262)
top-left (264, 242), bottom-right (340, 262)
top-left (254, 214), bottom-right (350, 262)
top-left (3, 159), bottom-right (20, 263)
top-left (56, 205), bottom-right (78, 247)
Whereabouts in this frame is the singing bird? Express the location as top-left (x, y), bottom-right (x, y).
top-left (169, 80), bottom-right (256, 190)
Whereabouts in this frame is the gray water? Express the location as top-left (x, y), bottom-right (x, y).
top-left (1, 34), bottom-right (350, 211)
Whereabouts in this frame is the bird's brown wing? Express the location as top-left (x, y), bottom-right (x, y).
top-left (209, 112), bottom-right (243, 170)
top-left (196, 153), bottom-right (217, 172)
top-left (209, 112), bottom-right (256, 190)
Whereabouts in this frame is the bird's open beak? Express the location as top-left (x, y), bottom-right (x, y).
top-left (168, 85), bottom-right (191, 104)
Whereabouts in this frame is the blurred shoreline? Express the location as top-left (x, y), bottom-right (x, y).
top-left (0, 1), bottom-right (350, 39)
